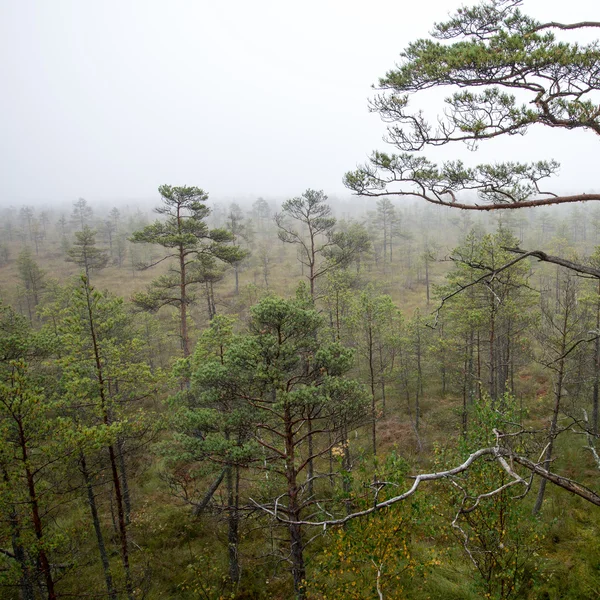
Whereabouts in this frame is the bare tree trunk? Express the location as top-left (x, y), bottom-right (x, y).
top-left (284, 408), bottom-right (306, 599)
top-left (489, 298), bottom-right (497, 404)
top-left (425, 254), bottom-right (430, 304)
top-left (209, 281), bottom-right (217, 319)
top-left (593, 283), bottom-right (600, 435)
top-left (533, 370), bottom-right (563, 515)
top-left (263, 255), bottom-right (270, 288)
top-left (205, 281), bottom-right (212, 319)
top-left (227, 465), bottom-right (240, 584)
top-left (533, 296), bottom-right (569, 515)
top-left (415, 321), bottom-right (423, 432)
top-left (382, 223), bottom-right (387, 266)
top-left (307, 416), bottom-right (314, 498)
top-left (193, 469), bottom-right (225, 516)
top-left (289, 519), bottom-right (306, 599)
top-left (80, 453), bottom-right (117, 600)
top-left (20, 432), bottom-right (56, 600)
top-left (335, 290), bottom-right (341, 341)
top-left (342, 422), bottom-right (352, 515)
top-left (117, 438), bottom-right (132, 525)
top-left (179, 243), bottom-right (189, 357)
top-left (108, 445), bottom-right (134, 599)
top-left (368, 330), bottom-right (377, 455)
top-left (462, 346), bottom-right (468, 437)
top-left (477, 330), bottom-right (482, 401)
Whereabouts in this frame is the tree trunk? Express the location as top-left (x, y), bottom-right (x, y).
top-left (489, 297), bottom-right (497, 404)
top-left (425, 254), bottom-right (430, 304)
top-left (476, 330), bottom-right (482, 401)
top-left (117, 438), bottom-right (132, 525)
top-left (179, 243), bottom-right (189, 357)
top-left (462, 348), bottom-right (468, 438)
top-left (532, 371), bottom-right (563, 515)
top-left (80, 453), bottom-right (117, 600)
top-left (593, 283), bottom-right (600, 436)
top-left (368, 329), bottom-right (377, 455)
top-left (415, 322), bottom-right (423, 432)
top-left (84, 281), bottom-right (134, 599)
top-left (342, 422), bottom-right (352, 515)
top-left (335, 290), bottom-right (341, 341)
top-left (382, 224), bottom-right (387, 266)
top-left (289, 520), bottom-right (306, 599)
top-left (227, 465), bottom-right (240, 584)
top-left (307, 415), bottom-right (314, 498)
top-left (3, 467), bottom-right (35, 600)
top-left (19, 422), bottom-right (56, 600)
top-left (108, 445), bottom-right (134, 599)
top-left (285, 407), bottom-right (306, 599)
top-left (533, 298), bottom-right (569, 515)
top-left (193, 469), bottom-right (225, 516)
top-left (209, 281), bottom-right (217, 318)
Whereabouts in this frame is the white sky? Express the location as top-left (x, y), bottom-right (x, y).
top-left (0, 0), bottom-right (598, 206)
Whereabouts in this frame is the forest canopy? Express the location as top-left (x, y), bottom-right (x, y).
top-left (2, 1), bottom-right (600, 599)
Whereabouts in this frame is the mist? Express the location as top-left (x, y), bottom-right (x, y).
top-left (1, 0), bottom-right (598, 208)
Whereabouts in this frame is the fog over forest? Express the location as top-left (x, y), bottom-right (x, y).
top-left (2, 1), bottom-right (600, 599)
top-left (1, 0), bottom-right (598, 205)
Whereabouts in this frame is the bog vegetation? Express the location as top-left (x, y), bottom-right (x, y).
top-left (2, 1), bottom-right (600, 599)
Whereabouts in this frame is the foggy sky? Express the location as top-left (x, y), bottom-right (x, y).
top-left (1, 0), bottom-right (598, 206)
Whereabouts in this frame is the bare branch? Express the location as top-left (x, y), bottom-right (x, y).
top-left (431, 251), bottom-right (535, 326)
top-left (583, 410), bottom-right (600, 470)
top-left (192, 469), bottom-right (226, 516)
top-left (250, 443), bottom-right (600, 528)
top-left (506, 247), bottom-right (600, 277)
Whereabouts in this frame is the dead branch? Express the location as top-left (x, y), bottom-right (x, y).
top-left (505, 248), bottom-right (600, 279)
top-left (249, 444), bottom-right (600, 528)
top-left (583, 410), bottom-right (600, 470)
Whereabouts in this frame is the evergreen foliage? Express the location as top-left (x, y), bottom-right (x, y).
top-left (345, 0), bottom-right (600, 210)
top-left (130, 185), bottom-right (245, 356)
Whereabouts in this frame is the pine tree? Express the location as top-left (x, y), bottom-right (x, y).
top-left (0, 303), bottom-right (67, 600)
top-left (276, 190), bottom-right (369, 299)
top-left (16, 247), bottom-right (45, 322)
top-left (130, 185), bottom-right (243, 356)
top-left (349, 285), bottom-right (402, 454)
top-left (52, 278), bottom-right (159, 598)
top-left (71, 198), bottom-right (93, 229)
top-left (66, 226), bottom-right (109, 282)
top-left (176, 293), bottom-right (369, 597)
